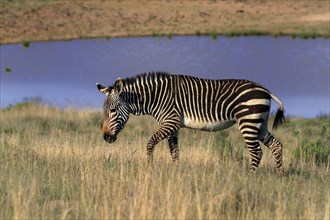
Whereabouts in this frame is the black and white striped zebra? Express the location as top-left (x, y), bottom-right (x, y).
top-left (97, 72), bottom-right (285, 175)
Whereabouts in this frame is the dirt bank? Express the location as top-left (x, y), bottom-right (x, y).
top-left (0, 0), bottom-right (329, 44)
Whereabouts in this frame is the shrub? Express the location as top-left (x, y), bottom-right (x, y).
top-left (293, 134), bottom-right (329, 166)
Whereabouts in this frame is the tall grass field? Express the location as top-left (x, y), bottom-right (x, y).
top-left (1, 102), bottom-right (329, 219)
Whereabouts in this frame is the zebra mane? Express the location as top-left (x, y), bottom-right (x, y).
top-left (113, 72), bottom-right (269, 93)
top-left (121, 71), bottom-right (171, 87)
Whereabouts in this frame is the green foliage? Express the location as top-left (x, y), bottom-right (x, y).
top-left (210, 32), bottom-right (218, 40)
top-left (2, 101), bottom-right (31, 112)
top-left (243, 29), bottom-right (265, 36)
top-left (292, 125), bottom-right (329, 166)
top-left (295, 139), bottom-right (329, 166)
top-left (22, 40), bottom-right (30, 48)
top-left (2, 97), bottom-right (41, 112)
top-left (152, 30), bottom-right (160, 37)
top-left (316, 112), bottom-right (330, 119)
top-left (299, 31), bottom-right (319, 40)
top-left (5, 67), bottom-right (12, 73)
top-left (225, 30), bottom-right (267, 37)
top-left (225, 31), bottom-right (241, 37)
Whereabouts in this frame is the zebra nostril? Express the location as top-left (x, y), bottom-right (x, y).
top-left (103, 134), bottom-right (117, 143)
top-left (104, 134), bottom-right (111, 142)
top-left (111, 136), bottom-right (117, 143)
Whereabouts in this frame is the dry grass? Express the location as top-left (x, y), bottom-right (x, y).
top-left (0, 103), bottom-right (329, 219)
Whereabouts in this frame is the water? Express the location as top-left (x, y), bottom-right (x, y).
top-left (1, 36), bottom-right (329, 117)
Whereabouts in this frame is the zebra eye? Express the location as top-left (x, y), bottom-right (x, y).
top-left (110, 108), bottom-right (116, 113)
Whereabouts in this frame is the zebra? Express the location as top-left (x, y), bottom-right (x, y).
top-left (96, 72), bottom-right (285, 175)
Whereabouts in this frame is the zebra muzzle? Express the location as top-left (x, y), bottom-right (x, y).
top-left (104, 134), bottom-right (117, 143)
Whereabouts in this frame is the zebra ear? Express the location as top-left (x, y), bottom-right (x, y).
top-left (114, 78), bottom-right (123, 94)
top-left (96, 83), bottom-right (109, 95)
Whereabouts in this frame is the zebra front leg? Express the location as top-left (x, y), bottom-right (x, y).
top-left (147, 124), bottom-right (179, 163)
top-left (168, 131), bottom-right (179, 162)
top-left (262, 133), bottom-right (284, 175)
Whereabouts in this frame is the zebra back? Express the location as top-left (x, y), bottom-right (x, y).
top-left (119, 72), bottom-right (274, 124)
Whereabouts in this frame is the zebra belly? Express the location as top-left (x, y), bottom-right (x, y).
top-left (182, 117), bottom-right (235, 132)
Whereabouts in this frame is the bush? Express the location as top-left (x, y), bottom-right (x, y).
top-left (304, 140), bottom-right (328, 165)
top-left (293, 132), bottom-right (329, 166)
top-left (2, 97), bottom-right (42, 112)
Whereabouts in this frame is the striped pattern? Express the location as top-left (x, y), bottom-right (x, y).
top-left (97, 72), bottom-right (285, 175)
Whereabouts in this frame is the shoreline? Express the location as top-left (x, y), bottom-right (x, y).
top-left (4, 33), bottom-right (329, 47)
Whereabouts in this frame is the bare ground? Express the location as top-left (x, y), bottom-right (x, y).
top-left (0, 0), bottom-right (329, 44)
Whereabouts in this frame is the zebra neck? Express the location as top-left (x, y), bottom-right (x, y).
top-left (122, 85), bottom-right (152, 116)
top-left (121, 73), bottom-right (174, 118)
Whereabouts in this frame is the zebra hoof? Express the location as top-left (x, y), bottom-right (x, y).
top-left (249, 167), bottom-right (259, 174)
top-left (276, 169), bottom-right (284, 177)
top-left (147, 157), bottom-right (153, 164)
top-left (172, 159), bottom-right (179, 164)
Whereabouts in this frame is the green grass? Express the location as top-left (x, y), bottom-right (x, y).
top-left (0, 103), bottom-right (329, 219)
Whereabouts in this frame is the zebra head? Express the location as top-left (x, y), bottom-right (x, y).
top-left (96, 78), bottom-right (130, 143)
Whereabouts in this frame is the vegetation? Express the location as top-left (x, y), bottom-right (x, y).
top-left (21, 40), bottom-right (30, 48)
top-left (5, 67), bottom-right (12, 73)
top-left (0, 103), bottom-right (329, 219)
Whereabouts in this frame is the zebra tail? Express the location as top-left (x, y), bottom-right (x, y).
top-left (270, 93), bottom-right (285, 130)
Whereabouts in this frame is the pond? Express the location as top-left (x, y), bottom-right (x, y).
top-left (1, 36), bottom-right (329, 118)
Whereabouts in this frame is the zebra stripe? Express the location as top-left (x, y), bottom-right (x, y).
top-left (97, 72), bottom-right (285, 175)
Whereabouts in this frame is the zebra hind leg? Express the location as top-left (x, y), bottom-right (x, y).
top-left (168, 131), bottom-right (179, 162)
top-left (238, 118), bottom-right (264, 172)
top-left (261, 133), bottom-right (284, 175)
top-left (245, 139), bottom-right (263, 172)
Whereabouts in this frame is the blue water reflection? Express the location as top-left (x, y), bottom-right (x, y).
top-left (1, 36), bottom-right (329, 117)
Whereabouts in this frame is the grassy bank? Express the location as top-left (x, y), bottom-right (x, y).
top-left (1, 0), bottom-right (329, 44)
top-left (0, 103), bottom-right (329, 219)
